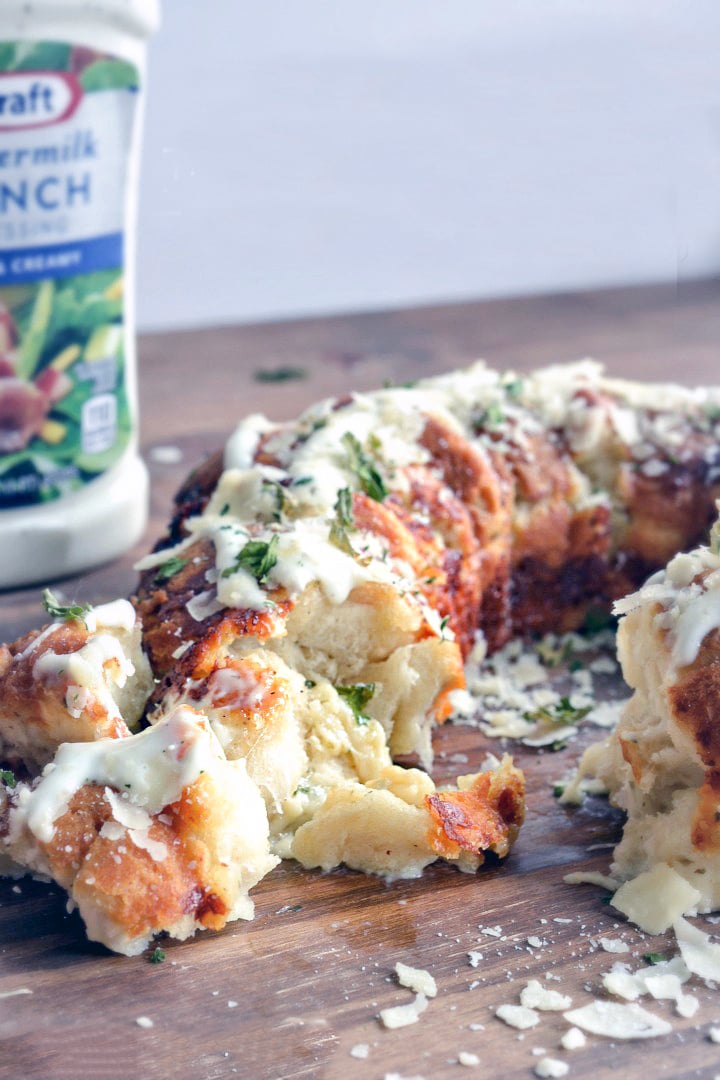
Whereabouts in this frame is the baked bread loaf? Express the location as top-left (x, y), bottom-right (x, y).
top-left (2, 359), bottom-right (719, 954)
top-left (578, 511), bottom-right (720, 922)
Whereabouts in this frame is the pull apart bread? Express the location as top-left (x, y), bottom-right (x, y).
top-left (580, 512), bottom-right (720, 924)
top-left (1, 360), bottom-right (720, 955)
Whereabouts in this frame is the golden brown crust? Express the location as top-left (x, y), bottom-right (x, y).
top-left (0, 621), bottom-right (132, 772)
top-left (41, 782), bottom-right (231, 941)
top-left (426, 758), bottom-right (525, 861)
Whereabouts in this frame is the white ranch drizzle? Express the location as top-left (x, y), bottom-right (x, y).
top-left (24, 706), bottom-right (218, 843)
top-left (614, 540), bottom-right (720, 672)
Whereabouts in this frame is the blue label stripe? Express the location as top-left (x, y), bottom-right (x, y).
top-left (0, 232), bottom-right (123, 284)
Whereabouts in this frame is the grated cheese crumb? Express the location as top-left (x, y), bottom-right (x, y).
top-left (612, 865), bottom-right (701, 934)
top-left (675, 994), bottom-right (699, 1019)
top-left (457, 1052), bottom-right (480, 1067)
top-left (350, 1044), bottom-right (370, 1059)
top-left (560, 1028), bottom-right (586, 1050)
top-left (674, 917), bottom-right (720, 981)
top-left (563, 1000), bottom-right (672, 1039)
top-left (534, 1058), bottom-right (569, 1079)
top-left (495, 1004), bottom-right (540, 1030)
top-left (520, 980), bottom-right (572, 1012)
top-left (599, 938), bottom-right (629, 954)
top-left (135, 1016), bottom-right (154, 1029)
top-left (379, 993), bottom-right (428, 1030)
top-left (395, 962), bottom-right (437, 999)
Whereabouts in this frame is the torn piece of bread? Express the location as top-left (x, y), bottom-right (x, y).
top-left (582, 511), bottom-right (720, 915)
top-left (0, 599), bottom-right (153, 773)
top-left (0, 705), bottom-right (276, 955)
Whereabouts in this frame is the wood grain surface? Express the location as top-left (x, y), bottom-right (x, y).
top-left (1, 279), bottom-right (720, 1080)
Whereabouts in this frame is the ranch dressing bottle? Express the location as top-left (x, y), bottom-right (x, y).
top-left (0, 1), bottom-right (159, 587)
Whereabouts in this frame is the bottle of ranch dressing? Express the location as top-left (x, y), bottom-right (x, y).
top-left (0, 1), bottom-right (159, 587)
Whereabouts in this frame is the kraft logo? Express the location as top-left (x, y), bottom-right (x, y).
top-left (0, 71), bottom-right (82, 132)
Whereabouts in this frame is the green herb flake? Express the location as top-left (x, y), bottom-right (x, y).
top-left (334, 487), bottom-right (354, 528)
top-left (503, 377), bottom-right (524, 400)
top-left (254, 366), bottom-right (307, 383)
top-left (643, 952), bottom-right (666, 966)
top-left (154, 556), bottom-right (188, 583)
top-left (42, 589), bottom-right (92, 624)
top-left (336, 682), bottom-right (376, 726)
top-left (0, 769), bottom-right (16, 789)
top-left (149, 948), bottom-right (166, 964)
top-left (304, 679), bottom-right (316, 690)
top-left (262, 480), bottom-right (293, 522)
top-left (341, 432), bottom-right (387, 502)
top-left (523, 696), bottom-right (592, 727)
top-left (221, 535), bottom-right (279, 583)
top-left (474, 402), bottom-right (505, 430)
top-left (552, 783), bottom-right (565, 798)
top-left (329, 486), bottom-right (357, 555)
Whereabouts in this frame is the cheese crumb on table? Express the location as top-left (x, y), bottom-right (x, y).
top-left (599, 938), bottom-right (629, 954)
top-left (350, 1044), bottom-right (370, 1059)
top-left (135, 1016), bottom-right (154, 1029)
top-left (560, 1028), bottom-right (586, 1050)
top-left (563, 1000), bottom-right (671, 1039)
top-left (611, 864), bottom-right (701, 935)
top-left (520, 980), bottom-right (572, 1012)
top-left (674, 917), bottom-right (720, 981)
top-left (534, 1059), bottom-right (569, 1079)
top-left (495, 1004), bottom-right (540, 1030)
top-left (380, 993), bottom-right (428, 1029)
top-left (457, 1051), bottom-right (480, 1067)
top-left (395, 962), bottom-right (437, 998)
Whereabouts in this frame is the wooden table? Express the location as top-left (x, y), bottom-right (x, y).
top-left (2, 280), bottom-right (720, 1080)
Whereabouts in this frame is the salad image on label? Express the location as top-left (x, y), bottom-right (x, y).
top-left (0, 269), bottom-right (131, 504)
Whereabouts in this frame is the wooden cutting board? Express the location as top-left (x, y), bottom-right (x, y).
top-left (2, 280), bottom-right (720, 1080)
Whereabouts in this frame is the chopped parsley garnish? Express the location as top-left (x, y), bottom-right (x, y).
top-left (221, 535), bottom-right (279, 583)
top-left (643, 952), bottom-right (666, 966)
top-left (292, 476), bottom-right (312, 487)
top-left (304, 679), bottom-right (316, 689)
top-left (552, 783), bottom-right (565, 798)
top-left (341, 432), bottom-right (387, 502)
top-left (254, 365), bottom-right (307, 383)
top-left (154, 556), bottom-right (188, 582)
top-left (523, 696), bottom-right (592, 727)
top-left (149, 948), bottom-right (166, 964)
top-left (329, 487), bottom-right (357, 555)
top-left (262, 479), bottom-right (293, 522)
top-left (336, 682), bottom-right (376, 725)
top-left (0, 769), bottom-right (16, 789)
top-left (474, 402), bottom-right (505, 430)
top-left (219, 503), bottom-right (230, 516)
top-left (502, 376), bottom-right (524, 400)
top-left (42, 589), bottom-right (92, 624)
top-left (334, 487), bottom-right (354, 528)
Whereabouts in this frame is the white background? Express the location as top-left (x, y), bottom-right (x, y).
top-left (135, 1), bottom-right (720, 331)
